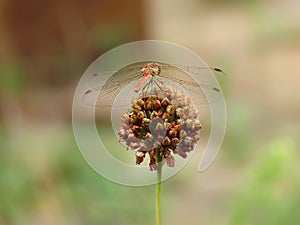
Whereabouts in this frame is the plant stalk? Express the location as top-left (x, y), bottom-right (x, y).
top-left (156, 149), bottom-right (162, 225)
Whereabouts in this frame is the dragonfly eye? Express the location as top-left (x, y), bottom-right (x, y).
top-left (147, 63), bottom-right (160, 75)
top-left (141, 67), bottom-right (149, 74)
top-left (155, 67), bottom-right (161, 75)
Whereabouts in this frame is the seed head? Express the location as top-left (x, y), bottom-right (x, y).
top-left (118, 85), bottom-right (202, 170)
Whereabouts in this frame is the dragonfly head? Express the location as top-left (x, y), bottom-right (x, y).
top-left (141, 63), bottom-right (161, 77)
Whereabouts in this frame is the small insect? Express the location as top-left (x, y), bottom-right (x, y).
top-left (82, 62), bottom-right (225, 107)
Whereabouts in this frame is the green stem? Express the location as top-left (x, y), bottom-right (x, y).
top-left (156, 149), bottom-right (162, 225)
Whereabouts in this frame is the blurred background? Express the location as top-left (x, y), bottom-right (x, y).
top-left (1, 0), bottom-right (300, 224)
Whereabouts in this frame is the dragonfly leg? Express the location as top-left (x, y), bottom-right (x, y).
top-left (154, 80), bottom-right (164, 92)
top-left (141, 79), bottom-right (153, 97)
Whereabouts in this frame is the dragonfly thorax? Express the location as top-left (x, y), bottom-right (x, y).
top-left (141, 63), bottom-right (161, 77)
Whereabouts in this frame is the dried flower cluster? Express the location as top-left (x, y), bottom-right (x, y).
top-left (118, 85), bottom-right (201, 170)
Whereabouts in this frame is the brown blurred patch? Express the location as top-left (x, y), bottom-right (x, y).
top-left (2, 0), bottom-right (145, 86)
top-left (0, 0), bottom-right (145, 123)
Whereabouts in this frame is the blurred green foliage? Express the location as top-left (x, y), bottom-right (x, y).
top-left (229, 138), bottom-right (299, 225)
top-left (1, 123), bottom-right (299, 225)
top-left (0, 126), bottom-right (155, 225)
top-left (224, 104), bottom-right (255, 164)
top-left (0, 62), bottom-right (24, 95)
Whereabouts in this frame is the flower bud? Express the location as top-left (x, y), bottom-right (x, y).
top-left (132, 104), bottom-right (142, 112)
top-left (163, 149), bottom-right (171, 158)
top-left (121, 114), bottom-right (129, 123)
top-left (183, 96), bottom-right (191, 105)
top-left (149, 95), bottom-right (157, 102)
top-left (162, 112), bottom-right (170, 120)
top-left (166, 156), bottom-right (175, 167)
top-left (185, 119), bottom-right (193, 129)
top-left (183, 106), bottom-right (190, 113)
top-left (149, 154), bottom-right (157, 171)
top-left (176, 108), bottom-right (184, 117)
top-left (157, 109), bottom-right (163, 117)
top-left (129, 114), bottom-right (137, 124)
top-left (188, 109), bottom-right (198, 119)
top-left (157, 135), bottom-right (164, 143)
top-left (136, 99), bottom-right (145, 107)
top-left (194, 119), bottom-right (202, 130)
top-left (150, 111), bottom-right (158, 119)
top-left (145, 101), bottom-right (152, 110)
top-left (164, 122), bottom-right (171, 130)
top-left (155, 122), bottom-right (164, 131)
top-left (145, 132), bottom-right (152, 139)
top-left (122, 123), bottom-right (129, 129)
top-left (127, 133), bottom-right (136, 141)
top-left (168, 128), bottom-right (177, 137)
top-left (119, 127), bottom-right (125, 134)
top-left (131, 125), bottom-right (141, 133)
top-left (142, 118), bottom-right (150, 127)
top-left (176, 119), bottom-right (183, 125)
top-left (172, 137), bottom-right (180, 145)
top-left (166, 105), bottom-right (175, 114)
top-left (152, 99), bottom-right (162, 109)
top-left (162, 137), bottom-right (171, 146)
top-left (173, 124), bottom-right (181, 132)
top-left (184, 136), bottom-right (193, 145)
top-left (161, 97), bottom-right (170, 106)
top-left (137, 111), bottom-right (145, 119)
top-left (130, 142), bottom-right (139, 149)
top-left (175, 97), bottom-right (184, 107)
top-left (180, 130), bottom-right (187, 138)
top-left (178, 150), bottom-right (187, 158)
top-left (136, 151), bottom-right (146, 164)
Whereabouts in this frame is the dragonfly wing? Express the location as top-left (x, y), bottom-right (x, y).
top-left (166, 64), bottom-right (226, 76)
top-left (82, 66), bottom-right (142, 107)
top-left (158, 67), bottom-right (222, 104)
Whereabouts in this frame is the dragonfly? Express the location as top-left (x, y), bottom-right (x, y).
top-left (82, 61), bottom-right (225, 107)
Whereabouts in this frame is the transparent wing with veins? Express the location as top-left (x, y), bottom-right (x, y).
top-left (159, 64), bottom-right (223, 91)
top-left (156, 64), bottom-right (224, 104)
top-left (82, 62), bottom-right (223, 107)
top-left (82, 63), bottom-right (144, 107)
